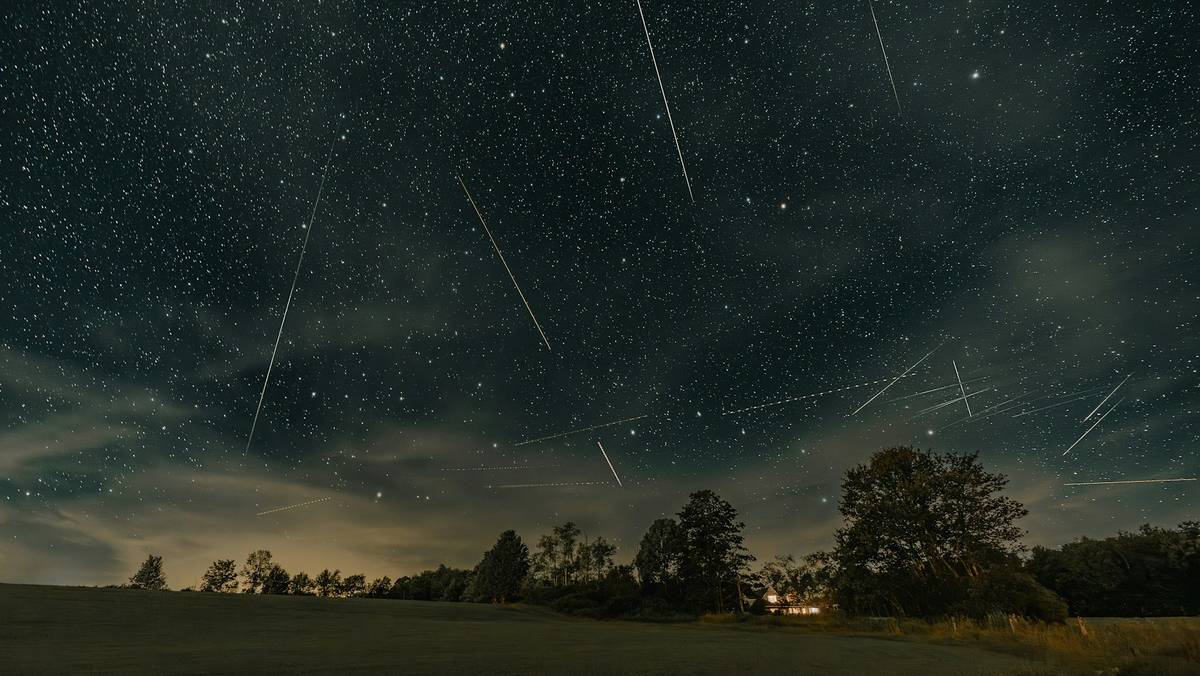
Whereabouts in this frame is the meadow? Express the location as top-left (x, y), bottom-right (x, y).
top-left (1, 583), bottom-right (1197, 675)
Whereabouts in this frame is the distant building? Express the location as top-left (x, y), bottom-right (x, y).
top-left (762, 586), bottom-right (822, 615)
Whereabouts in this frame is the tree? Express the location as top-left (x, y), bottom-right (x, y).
top-left (831, 446), bottom-right (1038, 617)
top-left (129, 554), bottom-right (167, 591)
top-left (552, 522), bottom-right (582, 586)
top-left (341, 573), bottom-right (367, 597)
top-left (837, 447), bottom-right (1026, 577)
top-left (240, 550), bottom-right (275, 594)
top-left (314, 569), bottom-right (342, 597)
top-left (634, 518), bottom-right (684, 588)
top-left (262, 564), bottom-right (291, 595)
top-left (200, 559), bottom-right (238, 593)
top-left (367, 576), bottom-right (393, 598)
top-left (1028, 523), bottom-right (1200, 616)
top-left (676, 490), bottom-right (754, 613)
top-left (583, 537), bottom-right (617, 582)
top-left (473, 530), bottom-right (530, 603)
top-left (289, 572), bottom-right (314, 596)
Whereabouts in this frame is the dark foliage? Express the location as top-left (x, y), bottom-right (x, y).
top-left (471, 530), bottom-right (531, 603)
top-left (676, 490), bottom-right (754, 613)
top-left (828, 446), bottom-right (1064, 621)
top-left (239, 550), bottom-right (275, 594)
top-left (129, 554), bottom-right (167, 591)
top-left (390, 565), bottom-right (473, 601)
top-left (1028, 522), bottom-right (1200, 616)
top-left (261, 564), bottom-right (291, 595)
top-left (199, 559), bottom-right (237, 593)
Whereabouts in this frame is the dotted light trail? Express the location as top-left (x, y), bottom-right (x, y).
top-left (256, 496), bottom-right (332, 517)
top-left (724, 373), bottom-right (918, 417)
top-left (491, 481), bottom-right (614, 489)
top-left (850, 343), bottom-right (942, 416)
top-left (439, 464), bottom-right (561, 472)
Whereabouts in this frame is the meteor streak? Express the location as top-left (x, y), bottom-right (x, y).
top-left (850, 344), bottom-right (941, 416)
top-left (952, 360), bottom-right (972, 417)
top-left (1065, 477), bottom-right (1199, 487)
top-left (937, 391), bottom-right (1034, 432)
top-left (908, 388), bottom-right (991, 421)
top-left (515, 414), bottom-right (651, 447)
top-left (635, 0), bottom-right (694, 203)
top-left (885, 376), bottom-right (987, 403)
top-left (256, 496), bottom-right (332, 517)
top-left (1062, 397), bottom-right (1123, 457)
top-left (597, 441), bottom-right (623, 487)
top-left (867, 0), bottom-right (902, 115)
top-left (459, 177), bottom-right (552, 351)
top-left (1083, 373), bottom-right (1132, 422)
top-left (244, 135), bottom-right (338, 455)
top-left (1012, 390), bottom-right (1106, 418)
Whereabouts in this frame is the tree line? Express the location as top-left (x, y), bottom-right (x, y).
top-left (127, 446), bottom-right (1200, 620)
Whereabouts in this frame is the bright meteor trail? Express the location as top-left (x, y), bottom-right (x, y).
top-left (850, 344), bottom-right (941, 416)
top-left (1065, 477), bottom-right (1199, 487)
top-left (515, 414), bottom-right (651, 447)
top-left (867, 0), bottom-right (902, 116)
top-left (635, 0), bottom-right (694, 203)
top-left (244, 135), bottom-right (338, 456)
top-left (952, 360), bottom-right (972, 417)
top-left (459, 177), bottom-right (552, 351)
top-left (597, 441), bottom-right (623, 487)
top-left (1062, 397), bottom-right (1124, 457)
top-left (1083, 373), bottom-right (1132, 422)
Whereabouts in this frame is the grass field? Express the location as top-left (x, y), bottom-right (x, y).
top-left (1, 584), bottom-right (1195, 675)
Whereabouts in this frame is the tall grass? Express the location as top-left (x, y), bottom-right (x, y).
top-left (698, 612), bottom-right (1200, 674)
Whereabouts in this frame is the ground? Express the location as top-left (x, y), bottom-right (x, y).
top-left (0, 584), bottom-right (1046, 675)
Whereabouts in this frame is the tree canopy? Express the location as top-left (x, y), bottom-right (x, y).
top-left (676, 489), bottom-right (754, 613)
top-left (129, 554), bottom-right (167, 591)
top-left (472, 530), bottom-right (530, 603)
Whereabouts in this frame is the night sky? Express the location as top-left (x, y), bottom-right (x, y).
top-left (2, 1), bottom-right (1197, 588)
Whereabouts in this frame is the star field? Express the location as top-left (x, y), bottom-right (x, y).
top-left (0, 1), bottom-right (1196, 585)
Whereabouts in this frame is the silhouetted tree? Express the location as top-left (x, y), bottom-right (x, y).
top-left (473, 530), bottom-right (530, 603)
top-left (677, 490), bottom-right (753, 613)
top-left (129, 554), bottom-right (167, 591)
top-left (634, 518), bottom-right (684, 590)
top-left (753, 553), bottom-right (835, 608)
top-left (831, 446), bottom-right (1056, 619)
top-left (341, 573), bottom-right (366, 597)
top-left (367, 576), bottom-right (392, 597)
top-left (262, 564), bottom-right (291, 595)
top-left (200, 559), bottom-right (237, 593)
top-left (314, 569), bottom-right (342, 597)
top-left (581, 537), bottom-right (617, 583)
top-left (288, 572), bottom-right (314, 596)
top-left (240, 550), bottom-right (275, 594)
top-left (1028, 522), bottom-right (1200, 616)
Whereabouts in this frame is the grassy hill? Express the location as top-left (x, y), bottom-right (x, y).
top-left (0, 583), bottom-right (1056, 675)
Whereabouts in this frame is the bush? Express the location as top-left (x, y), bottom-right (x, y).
top-left (954, 569), bottom-right (1068, 623)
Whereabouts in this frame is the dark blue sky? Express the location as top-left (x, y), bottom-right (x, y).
top-left (1, 1), bottom-right (1196, 587)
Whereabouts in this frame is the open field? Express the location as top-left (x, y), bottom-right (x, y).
top-left (2, 584), bottom-right (1197, 675)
